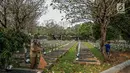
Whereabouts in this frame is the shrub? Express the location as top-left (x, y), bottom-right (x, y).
top-left (0, 29), bottom-right (31, 68)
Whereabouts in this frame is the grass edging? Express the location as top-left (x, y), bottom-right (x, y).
top-left (85, 42), bottom-right (104, 62)
top-left (44, 42), bottom-right (77, 72)
top-left (48, 42), bottom-right (113, 73)
top-left (49, 43), bottom-right (78, 73)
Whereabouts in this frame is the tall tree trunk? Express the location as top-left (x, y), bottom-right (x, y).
top-left (100, 24), bottom-right (107, 55)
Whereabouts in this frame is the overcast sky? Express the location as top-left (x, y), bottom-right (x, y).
top-left (38, 0), bottom-right (70, 27)
top-left (37, 0), bottom-right (89, 28)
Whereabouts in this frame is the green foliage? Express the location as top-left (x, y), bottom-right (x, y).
top-left (85, 42), bottom-right (104, 62)
top-left (92, 24), bottom-right (100, 40)
top-left (79, 22), bottom-right (93, 40)
top-left (91, 0), bottom-right (130, 42)
top-left (106, 26), bottom-right (121, 40)
top-left (35, 23), bottom-right (65, 40)
top-left (110, 14), bottom-right (130, 41)
top-left (109, 1), bottom-right (130, 41)
top-left (93, 24), bottom-right (122, 41)
top-left (0, 29), bottom-right (31, 68)
top-left (65, 25), bottom-right (80, 40)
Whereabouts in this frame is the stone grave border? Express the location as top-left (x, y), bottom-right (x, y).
top-left (74, 42), bottom-right (100, 65)
top-left (101, 60), bottom-right (130, 73)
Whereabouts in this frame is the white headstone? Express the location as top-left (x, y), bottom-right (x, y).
top-left (44, 52), bottom-right (46, 54)
top-left (76, 58), bottom-right (79, 61)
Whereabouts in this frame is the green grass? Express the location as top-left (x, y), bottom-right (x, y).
top-left (47, 42), bottom-right (112, 73)
top-left (85, 42), bottom-right (104, 62)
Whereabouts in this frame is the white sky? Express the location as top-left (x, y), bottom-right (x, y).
top-left (37, 0), bottom-right (89, 28)
top-left (38, 0), bottom-right (69, 27)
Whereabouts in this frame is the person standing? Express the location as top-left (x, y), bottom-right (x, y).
top-left (30, 39), bottom-right (41, 69)
top-left (105, 41), bottom-right (111, 58)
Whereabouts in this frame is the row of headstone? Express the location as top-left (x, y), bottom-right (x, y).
top-left (94, 40), bottom-right (130, 51)
top-left (10, 40), bottom-right (69, 69)
top-left (41, 40), bottom-right (70, 54)
top-left (111, 43), bottom-right (130, 51)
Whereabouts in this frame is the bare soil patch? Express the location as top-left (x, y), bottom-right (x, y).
top-left (105, 51), bottom-right (130, 65)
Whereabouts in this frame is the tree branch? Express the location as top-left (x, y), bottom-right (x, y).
top-left (0, 19), bottom-right (6, 28)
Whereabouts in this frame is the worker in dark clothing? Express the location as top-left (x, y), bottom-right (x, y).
top-left (105, 41), bottom-right (111, 58)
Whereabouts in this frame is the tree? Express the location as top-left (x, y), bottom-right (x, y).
top-left (93, 24), bottom-right (122, 41)
top-left (79, 22), bottom-right (93, 40)
top-left (0, 0), bottom-right (47, 68)
top-left (0, 0), bottom-right (47, 32)
top-left (42, 20), bottom-right (65, 40)
top-left (52, 0), bottom-right (125, 56)
top-left (109, 0), bottom-right (130, 42)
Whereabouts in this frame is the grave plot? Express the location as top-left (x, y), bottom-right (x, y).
top-left (44, 41), bottom-right (75, 69)
top-left (17, 40), bottom-right (71, 68)
top-left (0, 40), bottom-right (74, 73)
top-left (75, 42), bottom-right (100, 65)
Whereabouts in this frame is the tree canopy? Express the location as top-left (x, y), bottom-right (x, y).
top-left (79, 22), bottom-right (93, 40)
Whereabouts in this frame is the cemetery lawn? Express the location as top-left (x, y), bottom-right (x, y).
top-left (85, 42), bottom-right (130, 71)
top-left (48, 43), bottom-right (112, 73)
top-left (85, 42), bottom-right (104, 62)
